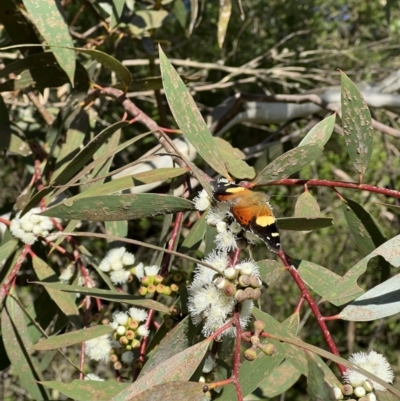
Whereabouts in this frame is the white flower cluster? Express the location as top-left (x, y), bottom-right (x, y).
top-left (194, 185), bottom-right (255, 252)
top-left (85, 334), bottom-right (112, 362)
top-left (193, 189), bottom-right (212, 212)
top-left (333, 350), bottom-right (395, 400)
top-left (99, 247), bottom-right (142, 285)
top-left (109, 308), bottom-right (150, 365)
top-left (188, 250), bottom-right (255, 337)
top-left (343, 350), bottom-right (394, 392)
top-left (10, 207), bottom-right (61, 245)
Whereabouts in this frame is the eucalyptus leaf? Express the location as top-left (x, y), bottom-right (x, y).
top-left (159, 46), bottom-right (229, 179)
top-left (254, 143), bottom-right (323, 185)
top-left (41, 194), bottom-right (194, 221)
top-left (340, 71), bottom-right (374, 177)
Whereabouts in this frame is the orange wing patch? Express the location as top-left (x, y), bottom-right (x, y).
top-left (210, 180), bottom-right (281, 251)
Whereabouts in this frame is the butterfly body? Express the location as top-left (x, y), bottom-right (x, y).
top-left (210, 181), bottom-right (281, 252)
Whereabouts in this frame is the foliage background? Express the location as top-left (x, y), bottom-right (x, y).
top-left (1, 0), bottom-right (400, 400)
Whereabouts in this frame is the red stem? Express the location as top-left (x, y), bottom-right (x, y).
top-left (278, 250), bottom-right (346, 376)
top-left (259, 178), bottom-right (400, 199)
top-left (0, 245), bottom-right (30, 303)
top-left (232, 308), bottom-right (243, 401)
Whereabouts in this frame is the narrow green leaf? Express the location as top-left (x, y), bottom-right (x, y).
top-left (51, 121), bottom-right (130, 187)
top-left (32, 282), bottom-right (169, 313)
top-left (0, 94), bottom-right (12, 153)
top-left (105, 220), bottom-right (128, 243)
top-left (253, 143), bottom-right (323, 185)
top-left (342, 197), bottom-right (387, 256)
top-left (294, 192), bottom-right (321, 218)
top-left (297, 260), bottom-right (347, 305)
top-left (32, 256), bottom-right (81, 327)
top-left (214, 137), bottom-right (255, 179)
top-left (340, 70), bottom-right (374, 177)
top-left (41, 380), bottom-right (129, 401)
top-left (130, 10), bottom-right (169, 36)
top-left (306, 352), bottom-right (341, 400)
top-left (257, 259), bottom-right (285, 286)
top-left (376, 202), bottom-right (400, 214)
top-left (217, 0), bottom-right (232, 48)
top-left (51, 131), bottom-right (153, 202)
top-left (277, 217), bottom-right (333, 231)
top-left (140, 316), bottom-right (192, 376)
top-left (0, 239), bottom-right (18, 265)
top-left (75, 168), bottom-right (187, 199)
top-left (0, 52), bottom-right (58, 79)
top-left (79, 48), bottom-right (132, 91)
top-left (42, 193), bottom-right (194, 221)
top-left (338, 273), bottom-right (400, 321)
top-left (299, 114), bottom-right (336, 147)
top-left (0, 0), bottom-right (42, 55)
top-left (33, 325), bottom-right (113, 351)
top-left (0, 61), bottom-right (90, 93)
top-left (112, 339), bottom-right (211, 400)
top-left (27, 291), bottom-right (61, 344)
top-left (179, 213), bottom-right (207, 252)
top-left (322, 234), bottom-right (400, 306)
top-left (22, 0), bottom-right (76, 83)
top-left (173, 0), bottom-right (188, 30)
top-left (131, 382), bottom-right (206, 401)
top-left (159, 46), bottom-right (229, 178)
top-left (110, 0), bottom-right (126, 28)
top-left (246, 360), bottom-right (301, 400)
top-left (52, 110), bottom-right (89, 181)
top-left (2, 293), bottom-right (50, 400)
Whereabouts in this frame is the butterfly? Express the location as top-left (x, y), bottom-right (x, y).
top-left (210, 180), bottom-right (281, 252)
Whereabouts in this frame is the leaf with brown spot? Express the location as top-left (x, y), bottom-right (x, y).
top-left (159, 46), bottom-right (229, 179)
top-left (41, 193), bottom-right (194, 222)
top-left (111, 339), bottom-right (210, 400)
top-left (340, 70), bottom-right (374, 177)
top-left (22, 0), bottom-right (76, 84)
top-left (253, 143), bottom-right (323, 185)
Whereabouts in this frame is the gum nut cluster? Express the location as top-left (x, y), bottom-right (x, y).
top-left (109, 308), bottom-right (149, 367)
top-left (99, 247), bottom-right (138, 285)
top-left (10, 207), bottom-right (61, 245)
top-left (138, 265), bottom-right (183, 297)
top-left (188, 250), bottom-right (262, 337)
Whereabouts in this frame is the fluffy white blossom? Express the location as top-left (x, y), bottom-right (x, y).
top-left (10, 207), bottom-right (60, 245)
top-left (133, 262), bottom-right (144, 280)
top-left (190, 250), bottom-right (229, 292)
top-left (99, 247), bottom-right (135, 273)
top-left (343, 350), bottom-right (394, 391)
top-left (111, 311), bottom-right (129, 327)
top-left (128, 307), bottom-right (148, 322)
top-left (59, 264), bottom-right (74, 282)
top-left (85, 335), bottom-right (112, 362)
top-left (215, 230), bottom-right (237, 251)
top-left (110, 269), bottom-right (131, 285)
top-left (144, 265), bottom-right (160, 276)
top-left (236, 260), bottom-right (259, 276)
top-left (137, 325), bottom-right (150, 338)
top-left (206, 205), bottom-right (229, 226)
top-left (194, 189), bottom-right (212, 211)
top-left (188, 283), bottom-right (235, 336)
